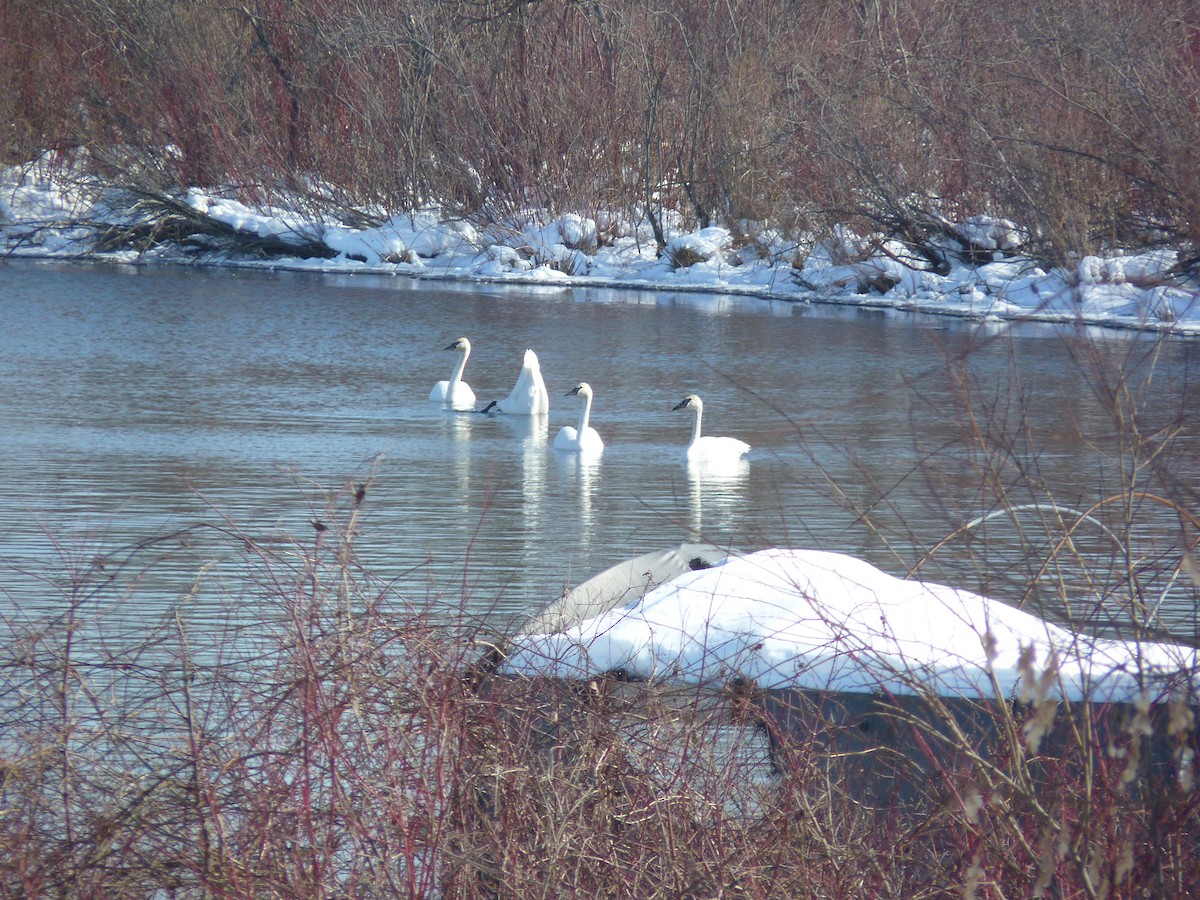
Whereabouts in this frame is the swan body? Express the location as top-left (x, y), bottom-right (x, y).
top-left (429, 337), bottom-right (477, 410)
top-left (673, 394), bottom-right (750, 462)
top-left (554, 383), bottom-right (604, 453)
top-left (493, 349), bottom-right (550, 414)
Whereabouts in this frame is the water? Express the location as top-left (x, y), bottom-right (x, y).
top-left (2, 259), bottom-right (1199, 644)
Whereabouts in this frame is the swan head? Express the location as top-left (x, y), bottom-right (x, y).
top-left (566, 382), bottom-right (593, 399)
top-left (673, 393), bottom-right (702, 412)
top-left (444, 337), bottom-right (471, 353)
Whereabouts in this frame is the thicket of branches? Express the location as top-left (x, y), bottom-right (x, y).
top-left (1, 478), bottom-right (1198, 898)
top-left (2, 0), bottom-right (1198, 262)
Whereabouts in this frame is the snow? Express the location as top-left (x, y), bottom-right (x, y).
top-left (501, 548), bottom-right (1200, 705)
top-left (4, 155), bottom-right (1197, 334)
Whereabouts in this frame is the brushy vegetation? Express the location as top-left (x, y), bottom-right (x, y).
top-left (2, 0), bottom-right (1199, 266)
top-left (1, 486), bottom-right (1198, 898)
top-left (2, 323), bottom-right (1199, 898)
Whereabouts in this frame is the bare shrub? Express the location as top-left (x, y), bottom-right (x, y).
top-left (4, 0), bottom-right (1197, 260)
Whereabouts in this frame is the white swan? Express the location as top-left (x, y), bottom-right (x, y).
top-left (491, 349), bottom-right (550, 414)
top-left (673, 394), bottom-right (750, 462)
top-left (554, 383), bottom-right (604, 453)
top-left (429, 337), bottom-right (477, 410)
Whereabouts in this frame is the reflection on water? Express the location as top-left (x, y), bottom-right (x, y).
top-left (512, 414), bottom-right (549, 542)
top-left (685, 457), bottom-right (751, 540)
top-left (554, 449), bottom-right (603, 547)
top-left (443, 411), bottom-right (476, 500)
top-left (1, 261), bottom-right (1199, 645)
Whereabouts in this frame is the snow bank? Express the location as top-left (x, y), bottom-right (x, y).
top-left (501, 548), bottom-right (1200, 705)
top-left (2, 158), bottom-right (1197, 334)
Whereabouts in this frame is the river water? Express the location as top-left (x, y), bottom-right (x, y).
top-left (1, 260), bottom-right (1198, 645)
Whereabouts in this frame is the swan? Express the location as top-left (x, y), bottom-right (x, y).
top-left (491, 349), bottom-right (550, 414)
top-left (554, 383), bottom-right (604, 453)
top-left (429, 337), bottom-right (477, 411)
top-left (673, 394), bottom-right (750, 462)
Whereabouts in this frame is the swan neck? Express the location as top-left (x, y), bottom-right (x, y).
top-left (449, 346), bottom-right (469, 385)
top-left (690, 406), bottom-right (703, 444)
top-left (578, 392), bottom-right (593, 433)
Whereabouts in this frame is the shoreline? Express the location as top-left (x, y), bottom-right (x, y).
top-left (6, 246), bottom-right (1199, 339)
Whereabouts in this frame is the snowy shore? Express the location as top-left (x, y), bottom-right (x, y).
top-left (3, 158), bottom-right (1198, 335)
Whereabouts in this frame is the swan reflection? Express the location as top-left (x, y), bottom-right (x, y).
top-left (686, 456), bottom-right (750, 538)
top-left (440, 410), bottom-right (477, 497)
top-left (493, 412), bottom-right (549, 532)
top-left (556, 450), bottom-right (602, 542)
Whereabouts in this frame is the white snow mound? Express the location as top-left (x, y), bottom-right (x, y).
top-left (501, 548), bottom-right (1199, 704)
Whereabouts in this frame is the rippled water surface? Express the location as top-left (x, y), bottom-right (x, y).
top-left (2, 260), bottom-right (1199, 641)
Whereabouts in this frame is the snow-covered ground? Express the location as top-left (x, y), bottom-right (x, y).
top-left (3, 156), bottom-right (1198, 334)
top-left (502, 548), bottom-right (1200, 707)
